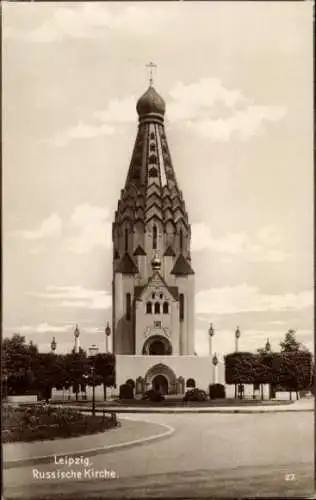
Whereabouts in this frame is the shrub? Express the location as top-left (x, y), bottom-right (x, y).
top-left (186, 378), bottom-right (196, 388)
top-left (183, 388), bottom-right (208, 402)
top-left (142, 390), bottom-right (165, 402)
top-left (2, 404), bottom-right (118, 443)
top-left (125, 379), bottom-right (135, 390)
top-left (209, 383), bottom-right (226, 400)
top-left (119, 383), bottom-right (134, 400)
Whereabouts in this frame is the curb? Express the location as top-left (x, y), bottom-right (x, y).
top-left (52, 404), bottom-right (312, 415)
top-left (4, 421), bottom-right (175, 470)
top-left (76, 407), bottom-right (313, 415)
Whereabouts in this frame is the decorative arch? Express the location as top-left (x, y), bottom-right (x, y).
top-left (142, 335), bottom-right (172, 356)
top-left (144, 363), bottom-right (177, 395)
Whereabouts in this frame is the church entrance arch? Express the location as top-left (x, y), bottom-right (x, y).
top-left (144, 363), bottom-right (177, 395)
top-left (142, 335), bottom-right (172, 355)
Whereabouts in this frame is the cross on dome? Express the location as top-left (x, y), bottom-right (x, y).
top-left (146, 61), bottom-right (157, 87)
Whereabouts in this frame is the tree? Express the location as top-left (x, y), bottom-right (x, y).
top-left (30, 353), bottom-right (69, 400)
top-left (2, 335), bottom-right (38, 395)
top-left (280, 329), bottom-right (301, 353)
top-left (94, 353), bottom-right (115, 400)
top-left (64, 350), bottom-right (89, 401)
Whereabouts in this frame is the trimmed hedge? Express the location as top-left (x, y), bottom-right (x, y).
top-left (209, 383), bottom-right (226, 400)
top-left (119, 383), bottom-right (134, 399)
top-left (186, 378), bottom-right (196, 388)
top-left (142, 390), bottom-right (165, 402)
top-left (183, 388), bottom-right (208, 402)
top-left (125, 379), bottom-right (135, 390)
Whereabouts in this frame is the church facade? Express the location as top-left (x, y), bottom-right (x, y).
top-left (112, 82), bottom-right (216, 395)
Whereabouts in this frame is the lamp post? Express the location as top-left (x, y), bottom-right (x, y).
top-left (105, 322), bottom-right (111, 353)
top-left (235, 326), bottom-right (241, 352)
top-left (89, 344), bottom-right (99, 417)
top-left (265, 338), bottom-right (271, 352)
top-left (51, 337), bottom-right (57, 353)
top-left (3, 374), bottom-right (8, 401)
top-left (212, 353), bottom-right (218, 384)
top-left (208, 323), bottom-right (214, 358)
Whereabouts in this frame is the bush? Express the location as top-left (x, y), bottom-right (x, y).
top-left (2, 404), bottom-right (118, 443)
top-left (142, 390), bottom-right (165, 402)
top-left (183, 388), bottom-right (208, 402)
top-left (209, 383), bottom-right (226, 400)
top-left (186, 378), bottom-right (196, 388)
top-left (119, 383), bottom-right (134, 400)
top-left (125, 379), bottom-right (135, 390)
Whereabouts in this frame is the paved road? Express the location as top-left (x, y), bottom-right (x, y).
top-left (4, 412), bottom-right (313, 498)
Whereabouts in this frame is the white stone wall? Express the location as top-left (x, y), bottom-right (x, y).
top-left (116, 354), bottom-right (215, 392)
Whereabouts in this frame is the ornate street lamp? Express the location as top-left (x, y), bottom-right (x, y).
top-left (235, 326), bottom-right (241, 352)
top-left (208, 323), bottom-right (214, 357)
top-left (105, 322), bottom-right (111, 354)
top-left (89, 344), bottom-right (99, 417)
top-left (74, 325), bottom-right (80, 354)
top-left (212, 353), bottom-right (219, 384)
top-left (51, 337), bottom-right (57, 353)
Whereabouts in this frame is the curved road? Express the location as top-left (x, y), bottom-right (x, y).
top-left (4, 412), bottom-right (313, 498)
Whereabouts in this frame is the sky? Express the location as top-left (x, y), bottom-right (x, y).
top-left (2, 1), bottom-right (314, 359)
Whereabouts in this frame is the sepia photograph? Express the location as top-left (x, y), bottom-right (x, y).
top-left (2, 1), bottom-right (314, 498)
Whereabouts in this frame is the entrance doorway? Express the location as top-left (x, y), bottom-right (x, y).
top-left (152, 374), bottom-right (168, 395)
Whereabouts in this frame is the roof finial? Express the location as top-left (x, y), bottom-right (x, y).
top-left (146, 61), bottom-right (157, 87)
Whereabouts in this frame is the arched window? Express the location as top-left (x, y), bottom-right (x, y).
top-left (154, 302), bottom-right (160, 314)
top-left (124, 228), bottom-right (128, 253)
top-left (163, 301), bottom-right (169, 314)
top-left (180, 229), bottom-right (183, 252)
top-left (149, 154), bottom-right (157, 164)
top-left (150, 143), bottom-right (156, 151)
top-left (126, 293), bottom-right (131, 321)
top-left (149, 167), bottom-right (158, 178)
top-left (150, 132), bottom-right (155, 140)
top-left (153, 225), bottom-right (157, 250)
top-left (179, 294), bottom-right (184, 321)
top-left (146, 302), bottom-right (152, 314)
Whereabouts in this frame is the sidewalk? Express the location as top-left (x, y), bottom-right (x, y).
top-left (60, 398), bottom-right (314, 414)
top-left (3, 418), bottom-right (174, 469)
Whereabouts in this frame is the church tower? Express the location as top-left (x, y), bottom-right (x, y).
top-left (112, 77), bottom-right (195, 369)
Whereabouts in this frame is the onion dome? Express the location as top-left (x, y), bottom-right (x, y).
top-left (136, 86), bottom-right (166, 118)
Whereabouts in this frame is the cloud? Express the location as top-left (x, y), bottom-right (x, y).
top-left (4, 4), bottom-right (159, 43)
top-left (194, 327), bottom-right (313, 357)
top-left (6, 322), bottom-right (72, 335)
top-left (168, 78), bottom-right (287, 141)
top-left (168, 78), bottom-right (245, 121)
top-left (196, 284), bottom-right (313, 315)
top-left (94, 96), bottom-right (136, 124)
top-left (10, 204), bottom-right (111, 255)
top-left (28, 285), bottom-right (112, 310)
top-left (63, 204), bottom-right (112, 254)
top-left (12, 214), bottom-right (62, 240)
top-left (191, 223), bottom-right (288, 262)
top-left (47, 121), bottom-right (115, 147)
